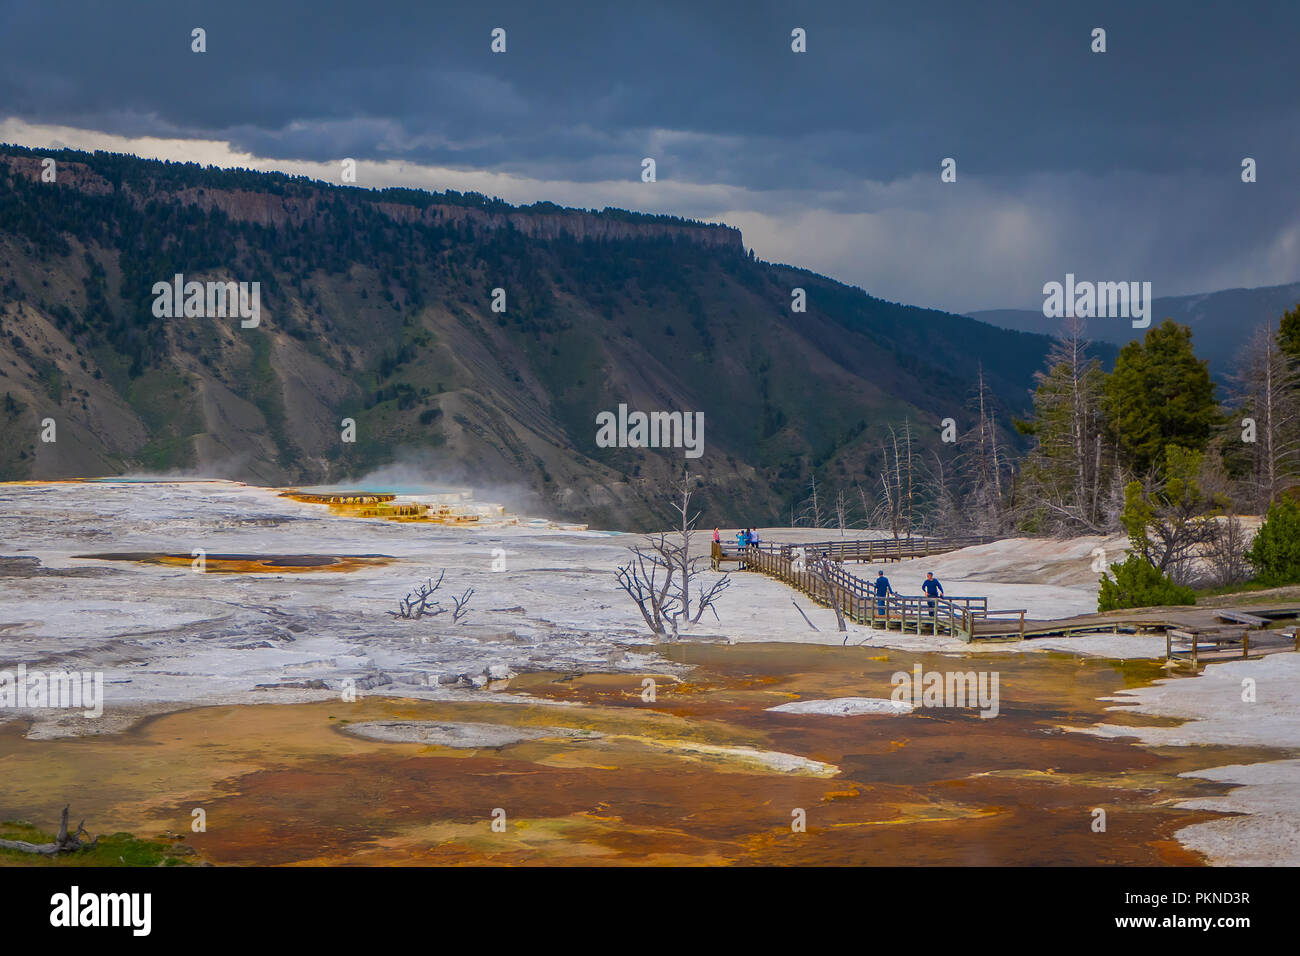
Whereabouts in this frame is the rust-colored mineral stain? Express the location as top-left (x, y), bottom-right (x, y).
top-left (0, 646), bottom-right (1284, 866)
top-left (72, 552), bottom-right (393, 573)
top-left (280, 490), bottom-right (486, 524)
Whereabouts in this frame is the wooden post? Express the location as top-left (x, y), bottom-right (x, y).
top-left (1243, 630), bottom-right (1249, 659)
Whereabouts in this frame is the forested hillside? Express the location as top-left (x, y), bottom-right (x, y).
top-left (1, 145), bottom-right (1072, 528)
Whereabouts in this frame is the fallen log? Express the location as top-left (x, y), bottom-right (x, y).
top-left (0, 805), bottom-right (97, 855)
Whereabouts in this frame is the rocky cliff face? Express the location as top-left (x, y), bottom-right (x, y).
top-left (1, 153), bottom-right (741, 250)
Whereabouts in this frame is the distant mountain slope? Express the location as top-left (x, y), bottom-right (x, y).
top-left (2, 145), bottom-right (1079, 528)
top-left (968, 281), bottom-right (1300, 378)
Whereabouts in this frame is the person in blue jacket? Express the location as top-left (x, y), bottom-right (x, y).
top-left (873, 570), bottom-right (894, 618)
top-left (921, 572), bottom-right (944, 617)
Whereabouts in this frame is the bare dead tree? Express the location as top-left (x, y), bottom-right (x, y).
top-left (1125, 465), bottom-right (1220, 586)
top-left (834, 488), bottom-right (849, 537)
top-left (1203, 513), bottom-right (1251, 588)
top-left (389, 571), bottom-right (473, 623)
top-left (919, 449), bottom-right (965, 536)
top-left (856, 482), bottom-right (873, 531)
top-left (814, 557), bottom-right (848, 633)
top-left (1100, 461), bottom-right (1130, 532)
top-left (389, 570), bottom-right (448, 619)
top-left (692, 570), bottom-right (732, 623)
top-left (668, 468), bottom-right (700, 621)
top-left (0, 806), bottom-right (98, 856)
top-left (876, 443), bottom-right (899, 540)
top-left (795, 474), bottom-right (826, 528)
top-left (1015, 318), bottom-right (1116, 533)
top-left (903, 420), bottom-right (915, 537)
top-left (667, 468), bottom-right (731, 623)
top-left (1232, 323), bottom-right (1300, 510)
top-left (615, 512), bottom-right (731, 637)
top-left (615, 534), bottom-right (681, 636)
top-left (872, 424), bottom-right (919, 540)
top-left (451, 587), bottom-right (475, 623)
top-left (953, 365), bottom-right (1011, 533)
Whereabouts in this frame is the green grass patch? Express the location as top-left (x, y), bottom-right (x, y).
top-left (125, 367), bottom-right (197, 435)
top-left (0, 820), bottom-right (199, 867)
top-left (241, 333), bottom-right (296, 468)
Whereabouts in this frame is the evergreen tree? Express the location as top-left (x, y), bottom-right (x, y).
top-left (1277, 301), bottom-right (1300, 364)
top-left (1098, 553), bottom-right (1196, 611)
top-left (1102, 320), bottom-right (1219, 477)
top-left (1246, 495), bottom-right (1300, 586)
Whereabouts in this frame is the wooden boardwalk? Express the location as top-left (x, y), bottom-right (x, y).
top-left (714, 537), bottom-right (1300, 659)
top-left (712, 534), bottom-right (996, 570)
top-left (715, 536), bottom-right (1019, 641)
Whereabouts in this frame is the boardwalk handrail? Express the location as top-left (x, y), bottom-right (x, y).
top-left (756, 534), bottom-right (997, 564)
top-left (718, 536), bottom-right (1019, 639)
top-left (712, 539), bottom-right (1300, 647)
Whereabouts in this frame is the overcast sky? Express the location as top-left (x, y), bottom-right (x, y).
top-left (2, 0), bottom-right (1297, 312)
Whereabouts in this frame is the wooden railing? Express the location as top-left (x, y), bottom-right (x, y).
top-left (711, 535), bottom-right (995, 569)
top-left (716, 538), bottom-right (1022, 640)
top-left (769, 535), bottom-right (995, 564)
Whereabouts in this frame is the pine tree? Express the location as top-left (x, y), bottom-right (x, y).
top-left (1277, 301), bottom-right (1300, 363)
top-left (1102, 320), bottom-right (1219, 477)
top-left (1247, 495), bottom-right (1300, 586)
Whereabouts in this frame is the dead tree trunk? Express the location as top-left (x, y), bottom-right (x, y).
top-left (0, 806), bottom-right (97, 855)
top-left (816, 558), bottom-right (848, 632)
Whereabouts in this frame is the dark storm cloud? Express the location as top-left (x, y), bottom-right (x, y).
top-left (1, 0), bottom-right (1298, 310)
top-left (5, 0), bottom-right (1297, 184)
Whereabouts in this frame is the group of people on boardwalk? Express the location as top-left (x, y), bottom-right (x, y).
top-left (714, 527), bottom-right (760, 568)
top-left (872, 570), bottom-right (944, 617)
top-left (711, 527), bottom-right (946, 618)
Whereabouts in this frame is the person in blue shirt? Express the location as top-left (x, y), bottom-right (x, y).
top-left (921, 572), bottom-right (944, 617)
top-left (873, 570), bottom-right (894, 618)
top-left (736, 529), bottom-right (749, 568)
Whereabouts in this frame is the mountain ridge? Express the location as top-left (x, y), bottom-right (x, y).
top-left (967, 280), bottom-right (1300, 377)
top-left (0, 144), bottom-right (1091, 528)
